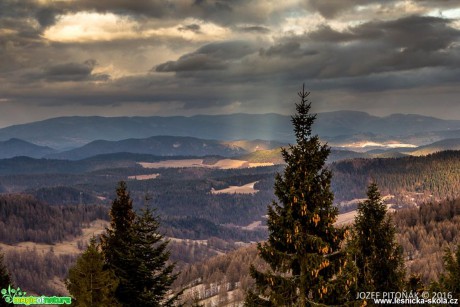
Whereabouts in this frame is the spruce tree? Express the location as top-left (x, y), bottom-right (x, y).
top-left (100, 181), bottom-right (136, 305)
top-left (350, 182), bottom-right (405, 293)
top-left (101, 181), bottom-right (180, 306)
top-left (437, 244), bottom-right (460, 298)
top-left (128, 207), bottom-right (180, 306)
top-left (0, 251), bottom-right (14, 307)
top-left (246, 86), bottom-right (348, 306)
top-left (66, 237), bottom-right (119, 307)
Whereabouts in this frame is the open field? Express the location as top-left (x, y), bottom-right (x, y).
top-left (128, 173), bottom-right (160, 180)
top-left (335, 210), bottom-right (358, 226)
top-left (211, 181), bottom-right (259, 194)
top-left (139, 159), bottom-right (204, 168)
top-left (241, 220), bottom-right (263, 230)
top-left (0, 219), bottom-right (109, 255)
top-left (138, 159), bottom-right (273, 169)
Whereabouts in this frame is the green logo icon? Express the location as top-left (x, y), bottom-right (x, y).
top-left (1, 285), bottom-right (26, 303)
top-left (1, 285), bottom-right (71, 305)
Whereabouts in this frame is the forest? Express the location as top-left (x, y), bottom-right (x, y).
top-left (2, 104), bottom-right (460, 304)
top-left (172, 196), bottom-right (460, 303)
top-left (1, 150), bottom-right (460, 304)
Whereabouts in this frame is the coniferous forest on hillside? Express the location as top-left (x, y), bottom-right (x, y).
top-left (0, 88), bottom-right (459, 306)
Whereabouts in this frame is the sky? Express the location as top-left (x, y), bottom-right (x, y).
top-left (1, 0), bottom-right (460, 127)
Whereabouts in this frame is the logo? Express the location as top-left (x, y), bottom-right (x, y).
top-left (1, 285), bottom-right (71, 305)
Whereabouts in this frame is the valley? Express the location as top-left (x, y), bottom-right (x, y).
top-left (0, 112), bottom-right (460, 304)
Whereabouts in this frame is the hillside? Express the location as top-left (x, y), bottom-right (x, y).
top-left (407, 138), bottom-right (460, 156)
top-left (2, 151), bottom-right (460, 301)
top-left (331, 150), bottom-right (460, 203)
top-left (172, 197), bottom-right (460, 305)
top-left (0, 138), bottom-right (56, 158)
top-left (47, 136), bottom-right (254, 160)
top-left (238, 148), bottom-right (369, 164)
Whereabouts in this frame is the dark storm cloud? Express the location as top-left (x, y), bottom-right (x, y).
top-left (0, 1), bottom-right (61, 74)
top-left (309, 15), bottom-right (460, 76)
top-left (306, 0), bottom-right (460, 19)
top-left (178, 24), bottom-right (201, 33)
top-left (155, 54), bottom-right (228, 72)
top-left (1, 0), bottom-right (460, 123)
top-left (238, 26), bottom-right (270, 33)
top-left (66, 0), bottom-right (270, 26)
top-left (307, 67), bottom-right (460, 92)
top-left (35, 7), bottom-right (60, 28)
top-left (0, 0), bottom-right (63, 29)
top-left (259, 42), bottom-right (317, 57)
top-left (155, 41), bottom-right (257, 72)
top-left (153, 14), bottom-right (460, 99)
top-left (0, 0), bottom-right (37, 19)
top-left (310, 15), bottom-right (460, 52)
top-left (29, 60), bottom-right (110, 82)
top-left (5, 74), bottom-right (240, 109)
top-left (74, 0), bottom-right (169, 18)
top-left (306, 0), bottom-right (383, 18)
top-left (256, 15), bottom-right (460, 80)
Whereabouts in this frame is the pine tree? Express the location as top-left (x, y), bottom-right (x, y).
top-left (0, 251), bottom-right (14, 307)
top-left (66, 237), bottom-right (119, 307)
top-left (350, 182), bottom-right (405, 293)
top-left (246, 86), bottom-right (348, 306)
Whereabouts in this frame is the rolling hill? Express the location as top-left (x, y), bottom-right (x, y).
top-left (406, 138), bottom-right (460, 156)
top-left (47, 136), bottom-right (284, 160)
top-left (2, 112), bottom-right (460, 149)
top-left (0, 138), bottom-right (56, 158)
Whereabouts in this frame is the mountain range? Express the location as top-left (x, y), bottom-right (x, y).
top-left (2, 111), bottom-right (460, 150)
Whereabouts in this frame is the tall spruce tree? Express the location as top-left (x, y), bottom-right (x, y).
top-left (350, 182), bottom-right (405, 293)
top-left (100, 181), bottom-right (137, 305)
top-left (101, 181), bottom-right (180, 306)
top-left (246, 86), bottom-right (348, 306)
top-left (66, 237), bottom-right (119, 307)
top-left (128, 207), bottom-right (180, 306)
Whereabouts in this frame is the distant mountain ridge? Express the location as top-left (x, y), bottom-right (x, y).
top-left (0, 138), bottom-right (56, 159)
top-left (47, 136), bottom-right (285, 160)
top-left (1, 111), bottom-right (460, 149)
top-left (0, 114), bottom-right (292, 150)
top-left (405, 138), bottom-right (460, 156)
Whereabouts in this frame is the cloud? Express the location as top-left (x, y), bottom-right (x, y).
top-left (155, 54), bottom-right (228, 72)
top-left (155, 14), bottom-right (460, 84)
top-left (260, 41), bottom-right (317, 57)
top-left (306, 0), bottom-right (382, 19)
top-left (30, 60), bottom-right (111, 82)
top-left (35, 7), bottom-right (61, 28)
top-left (65, 0), bottom-right (280, 27)
top-left (178, 24), bottom-right (201, 32)
top-left (238, 25), bottom-right (270, 33)
top-left (305, 0), bottom-right (460, 20)
top-left (1, 0), bottom-right (460, 125)
top-left (155, 40), bottom-right (257, 72)
top-left (312, 15), bottom-right (460, 75)
top-left (254, 15), bottom-right (460, 81)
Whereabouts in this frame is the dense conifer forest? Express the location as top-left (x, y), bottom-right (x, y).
top-left (0, 195), bottom-right (108, 244)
